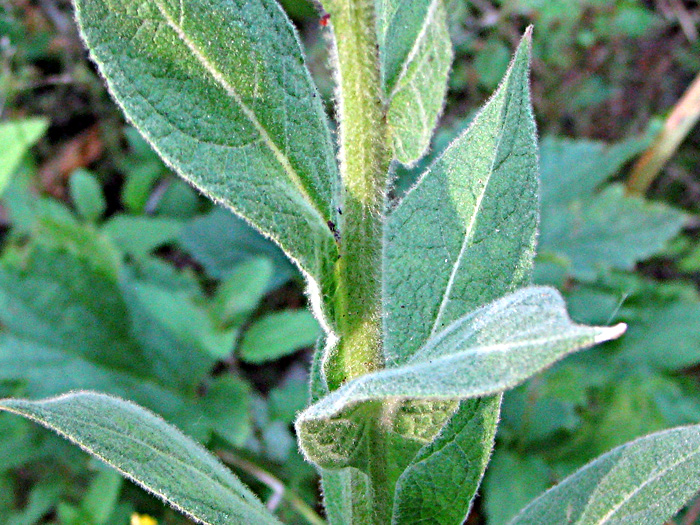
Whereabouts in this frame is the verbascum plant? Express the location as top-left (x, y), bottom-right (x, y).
top-left (2, 1), bottom-right (700, 524)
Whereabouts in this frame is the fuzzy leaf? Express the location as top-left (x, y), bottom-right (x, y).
top-left (372, 31), bottom-right (540, 523)
top-left (510, 424), bottom-right (700, 525)
top-left (378, 0), bottom-right (453, 164)
top-left (321, 468), bottom-right (374, 525)
top-left (391, 396), bottom-right (501, 524)
top-left (0, 393), bottom-right (281, 525)
top-left (298, 287), bottom-right (625, 468)
top-left (384, 30), bottom-right (537, 365)
top-left (74, 0), bottom-right (339, 317)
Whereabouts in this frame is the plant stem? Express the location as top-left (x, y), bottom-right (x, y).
top-left (320, 3), bottom-right (393, 521)
top-left (324, 0), bottom-right (390, 389)
top-left (217, 450), bottom-right (326, 525)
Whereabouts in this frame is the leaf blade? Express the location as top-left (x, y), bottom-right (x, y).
top-left (0, 392), bottom-right (281, 525)
top-left (238, 310), bottom-right (320, 364)
top-left (377, 31), bottom-right (543, 523)
top-left (0, 118), bottom-right (49, 195)
top-left (384, 29), bottom-right (538, 365)
top-left (509, 424), bottom-right (700, 525)
top-left (540, 184), bottom-right (686, 280)
top-left (298, 287), bottom-right (625, 467)
top-left (379, 0), bottom-right (453, 164)
top-left (392, 396), bottom-right (501, 524)
top-left (74, 0), bottom-right (339, 314)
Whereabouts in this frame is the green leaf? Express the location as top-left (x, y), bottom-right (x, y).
top-left (262, 421), bottom-right (296, 463)
top-left (539, 135), bottom-right (647, 209)
top-left (36, 211), bottom-right (123, 281)
top-left (384, 29), bottom-right (537, 365)
top-left (101, 215), bottom-right (183, 257)
top-left (540, 185), bottom-right (686, 280)
top-left (0, 248), bottom-right (145, 375)
top-left (473, 37), bottom-right (512, 89)
top-left (0, 393), bottom-right (282, 525)
top-left (201, 375), bottom-right (252, 447)
top-left (537, 136), bottom-right (686, 280)
top-left (155, 179), bottom-right (202, 219)
top-left (378, 0), bottom-right (453, 164)
top-left (80, 469), bottom-right (123, 525)
top-left (298, 287), bottom-right (625, 468)
top-left (181, 208), bottom-right (297, 288)
top-left (268, 376), bottom-right (310, 424)
top-left (482, 449), bottom-right (550, 525)
top-left (212, 257), bottom-right (274, 327)
top-left (74, 0), bottom-right (340, 318)
top-left (4, 176), bottom-right (123, 279)
top-left (0, 248), bottom-right (232, 440)
top-left (121, 285), bottom-right (217, 398)
top-left (510, 424), bottom-right (700, 525)
top-left (369, 31), bottom-right (540, 523)
top-left (129, 280), bottom-right (237, 360)
top-left (0, 414), bottom-right (42, 472)
top-left (0, 118), bottom-right (49, 195)
top-left (0, 334), bottom-right (209, 437)
top-left (239, 310), bottom-right (320, 364)
top-left (321, 468), bottom-right (374, 525)
top-left (69, 169), bottom-right (106, 222)
top-left (391, 396), bottom-right (501, 524)
top-left (618, 298), bottom-right (700, 371)
top-left (6, 480), bottom-right (62, 525)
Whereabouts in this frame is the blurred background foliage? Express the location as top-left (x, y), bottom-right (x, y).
top-left (1, 0), bottom-right (700, 523)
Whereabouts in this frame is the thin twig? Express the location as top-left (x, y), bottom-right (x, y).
top-left (217, 450), bottom-right (327, 525)
top-left (626, 70), bottom-right (700, 195)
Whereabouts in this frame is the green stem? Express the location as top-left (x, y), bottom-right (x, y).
top-left (320, 3), bottom-right (393, 522)
top-left (324, 0), bottom-right (389, 390)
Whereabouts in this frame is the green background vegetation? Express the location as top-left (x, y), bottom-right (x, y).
top-left (1, 0), bottom-right (699, 523)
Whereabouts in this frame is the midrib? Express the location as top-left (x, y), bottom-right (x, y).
top-left (588, 445), bottom-right (700, 524)
top-left (429, 98), bottom-right (509, 337)
top-left (152, 1), bottom-right (325, 222)
top-left (387, 0), bottom-right (438, 101)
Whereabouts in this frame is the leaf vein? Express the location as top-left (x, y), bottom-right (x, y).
top-left (151, 0), bottom-right (326, 223)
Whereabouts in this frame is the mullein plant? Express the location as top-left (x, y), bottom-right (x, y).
top-left (3, 1), bottom-right (700, 524)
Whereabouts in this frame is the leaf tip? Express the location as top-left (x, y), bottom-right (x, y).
top-left (520, 26), bottom-right (534, 53)
top-left (594, 322), bottom-right (627, 344)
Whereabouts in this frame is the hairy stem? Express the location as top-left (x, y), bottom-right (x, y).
top-left (320, 3), bottom-right (392, 522)
top-left (324, 0), bottom-right (390, 389)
